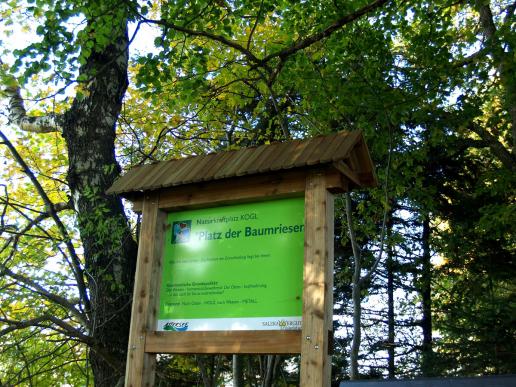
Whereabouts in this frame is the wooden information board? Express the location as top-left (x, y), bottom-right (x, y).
top-left (106, 131), bottom-right (377, 387)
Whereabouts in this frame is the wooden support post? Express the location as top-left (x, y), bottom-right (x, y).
top-left (300, 172), bottom-right (334, 387)
top-left (125, 194), bottom-right (166, 387)
top-left (325, 175), bottom-right (335, 381)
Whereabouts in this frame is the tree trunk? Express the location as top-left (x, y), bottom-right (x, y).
top-left (346, 193), bottom-right (362, 380)
top-left (350, 279), bottom-right (361, 380)
top-left (61, 13), bottom-right (137, 386)
top-left (197, 355), bottom-right (222, 387)
top-left (263, 355), bottom-right (278, 387)
top-left (420, 216), bottom-right (433, 376)
top-left (233, 355), bottom-right (244, 387)
top-left (386, 215), bottom-right (395, 379)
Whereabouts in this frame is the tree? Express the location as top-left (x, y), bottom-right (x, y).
top-left (1, 1), bottom-right (137, 384)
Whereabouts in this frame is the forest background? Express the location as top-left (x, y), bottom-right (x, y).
top-left (0, 0), bottom-right (514, 386)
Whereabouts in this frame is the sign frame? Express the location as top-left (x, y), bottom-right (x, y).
top-left (124, 168), bottom-right (342, 386)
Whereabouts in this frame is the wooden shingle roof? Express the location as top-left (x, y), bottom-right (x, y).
top-left (107, 130), bottom-right (377, 196)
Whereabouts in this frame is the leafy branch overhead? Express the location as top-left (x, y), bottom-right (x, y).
top-left (140, 0), bottom-right (392, 67)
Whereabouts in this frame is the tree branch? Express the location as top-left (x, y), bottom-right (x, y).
top-left (360, 134), bottom-right (392, 285)
top-left (2, 86), bottom-right (63, 133)
top-left (476, 2), bottom-right (516, 153)
top-left (142, 17), bottom-right (261, 65)
top-left (0, 314), bottom-right (90, 343)
top-left (247, 0), bottom-right (265, 51)
top-left (1, 201), bottom-right (71, 247)
top-left (260, 0), bottom-right (391, 64)
top-left (0, 264), bottom-right (88, 327)
top-left (142, 0), bottom-right (392, 69)
top-left (0, 129), bottom-right (91, 315)
top-left (469, 122), bottom-right (516, 171)
top-left (0, 198), bottom-right (72, 268)
top-left (1, 58), bottom-right (63, 133)
top-left (345, 193), bottom-right (362, 286)
top-left (452, 47), bottom-right (489, 68)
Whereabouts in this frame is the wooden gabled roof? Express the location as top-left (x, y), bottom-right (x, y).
top-left (107, 130), bottom-right (377, 196)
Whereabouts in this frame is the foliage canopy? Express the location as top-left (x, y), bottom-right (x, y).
top-left (0, 0), bottom-right (514, 384)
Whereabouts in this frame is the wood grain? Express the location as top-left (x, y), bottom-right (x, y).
top-left (158, 170), bottom-right (305, 210)
top-left (145, 330), bottom-right (301, 354)
top-left (125, 194), bottom-right (166, 387)
top-left (300, 172), bottom-right (334, 387)
top-left (156, 169), bottom-right (345, 210)
top-left (333, 160), bottom-right (362, 187)
top-left (324, 186), bottom-right (335, 382)
top-left (129, 168), bottom-right (346, 212)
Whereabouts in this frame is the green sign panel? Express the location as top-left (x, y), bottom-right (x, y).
top-left (157, 197), bottom-right (305, 331)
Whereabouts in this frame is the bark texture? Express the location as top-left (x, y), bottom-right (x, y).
top-left (60, 15), bottom-right (137, 387)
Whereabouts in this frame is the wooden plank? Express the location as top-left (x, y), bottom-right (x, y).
top-left (203, 149), bottom-right (236, 180)
top-left (145, 330), bottom-right (301, 354)
top-left (178, 154), bottom-right (214, 185)
top-left (233, 144), bottom-right (272, 176)
top-left (125, 194), bottom-right (167, 387)
top-left (296, 136), bottom-right (326, 165)
top-left (143, 204), bottom-right (167, 386)
top-left (148, 158), bottom-right (190, 191)
top-left (127, 169), bottom-right (345, 210)
top-left (332, 160), bottom-right (362, 187)
top-left (158, 170), bottom-right (306, 210)
top-left (214, 152), bottom-right (246, 179)
top-left (327, 172), bottom-right (348, 194)
top-left (282, 138), bottom-right (311, 169)
top-left (106, 164), bottom-right (152, 195)
top-left (300, 172), bottom-right (333, 387)
top-left (267, 141), bottom-right (303, 171)
top-left (254, 142), bottom-right (290, 174)
top-left (356, 140), bottom-right (379, 187)
top-left (324, 188), bottom-right (335, 380)
top-left (355, 138), bottom-right (369, 166)
top-left (157, 168), bottom-right (344, 210)
top-left (333, 131), bottom-right (362, 162)
top-left (325, 169), bottom-right (346, 192)
top-left (317, 133), bottom-right (346, 163)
